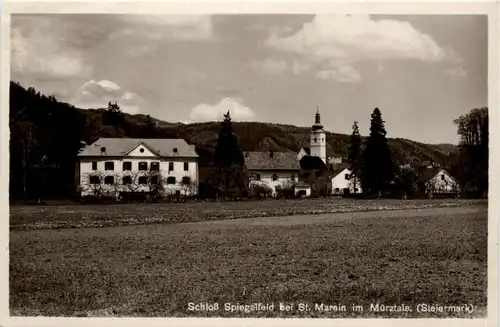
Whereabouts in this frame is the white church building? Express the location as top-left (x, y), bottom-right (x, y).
top-left (298, 107), bottom-right (363, 196)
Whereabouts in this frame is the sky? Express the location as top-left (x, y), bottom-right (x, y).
top-left (10, 14), bottom-right (487, 144)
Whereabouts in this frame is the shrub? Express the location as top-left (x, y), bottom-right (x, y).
top-left (249, 183), bottom-right (273, 199)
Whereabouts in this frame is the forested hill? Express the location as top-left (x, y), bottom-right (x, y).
top-left (9, 81), bottom-right (457, 199)
top-left (166, 122), bottom-right (456, 166)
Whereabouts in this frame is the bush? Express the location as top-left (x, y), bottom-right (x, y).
top-left (249, 183), bottom-right (273, 199)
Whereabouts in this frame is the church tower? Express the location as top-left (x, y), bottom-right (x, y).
top-left (310, 105), bottom-right (327, 163)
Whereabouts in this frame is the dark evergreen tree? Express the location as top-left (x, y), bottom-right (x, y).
top-left (213, 111), bottom-right (247, 198)
top-left (214, 111), bottom-right (244, 167)
top-left (347, 121), bottom-right (363, 192)
top-left (362, 108), bottom-right (395, 197)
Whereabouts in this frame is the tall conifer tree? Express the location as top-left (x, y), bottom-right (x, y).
top-left (362, 108), bottom-right (395, 196)
top-left (347, 121), bottom-right (363, 192)
top-left (213, 111), bottom-right (246, 198)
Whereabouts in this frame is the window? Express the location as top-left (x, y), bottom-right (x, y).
top-left (150, 176), bottom-right (159, 185)
top-left (139, 148), bottom-right (145, 153)
top-left (123, 162), bottom-right (132, 171)
top-left (182, 176), bottom-right (191, 185)
top-left (151, 162), bottom-right (160, 171)
top-left (122, 176), bottom-right (132, 185)
top-left (345, 174), bottom-right (351, 180)
top-left (256, 174), bottom-right (261, 181)
top-left (89, 175), bottom-right (100, 184)
top-left (314, 137), bottom-right (317, 142)
top-left (138, 162), bottom-right (148, 171)
top-left (167, 176), bottom-right (176, 185)
top-left (272, 173), bottom-right (278, 181)
top-left (291, 174), bottom-right (295, 181)
top-left (168, 162), bottom-right (174, 171)
top-left (104, 176), bottom-right (114, 185)
top-left (184, 162), bottom-right (189, 171)
top-left (441, 174), bottom-right (445, 181)
top-left (138, 176), bottom-right (148, 184)
top-left (335, 188), bottom-right (340, 192)
top-left (91, 161), bottom-right (98, 170)
top-left (105, 162), bottom-right (114, 171)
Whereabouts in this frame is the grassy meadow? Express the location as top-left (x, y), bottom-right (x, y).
top-left (10, 198), bottom-right (485, 230)
top-left (9, 201), bottom-right (487, 318)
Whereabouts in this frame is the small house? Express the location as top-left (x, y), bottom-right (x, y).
top-left (423, 167), bottom-right (460, 197)
top-left (330, 163), bottom-right (363, 196)
top-left (244, 151), bottom-right (301, 197)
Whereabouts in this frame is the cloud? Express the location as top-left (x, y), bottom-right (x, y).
top-left (71, 80), bottom-right (144, 114)
top-left (249, 58), bottom-right (311, 76)
top-left (291, 61), bottom-right (311, 75)
top-left (11, 23), bottom-right (92, 78)
top-left (189, 97), bottom-right (256, 122)
top-left (125, 44), bottom-right (160, 58)
top-left (110, 15), bottom-right (213, 42)
top-left (265, 15), bottom-right (463, 82)
top-left (445, 65), bottom-right (467, 77)
top-left (316, 65), bottom-right (362, 83)
top-left (249, 58), bottom-right (289, 75)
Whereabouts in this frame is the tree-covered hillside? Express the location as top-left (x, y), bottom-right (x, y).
top-left (9, 81), bottom-right (457, 200)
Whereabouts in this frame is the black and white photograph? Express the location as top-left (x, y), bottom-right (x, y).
top-left (2, 1), bottom-right (498, 326)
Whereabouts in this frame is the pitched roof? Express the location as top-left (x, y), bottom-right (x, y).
top-left (300, 147), bottom-right (311, 155)
top-left (329, 162), bottom-right (351, 177)
top-left (422, 167), bottom-right (455, 182)
top-left (300, 155), bottom-right (327, 170)
top-left (244, 151), bottom-right (300, 170)
top-left (78, 138), bottom-right (198, 158)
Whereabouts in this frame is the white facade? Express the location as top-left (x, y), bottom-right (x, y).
top-left (310, 130), bottom-right (326, 164)
top-left (78, 142), bottom-right (198, 198)
top-left (425, 169), bottom-right (460, 194)
top-left (331, 168), bottom-right (363, 195)
top-left (294, 184), bottom-right (312, 197)
top-left (249, 170), bottom-right (297, 196)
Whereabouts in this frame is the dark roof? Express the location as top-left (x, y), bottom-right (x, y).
top-left (295, 181), bottom-right (311, 188)
top-left (78, 138), bottom-right (198, 158)
top-left (244, 151), bottom-right (300, 170)
top-left (300, 155), bottom-right (327, 170)
top-left (329, 162), bottom-right (350, 177)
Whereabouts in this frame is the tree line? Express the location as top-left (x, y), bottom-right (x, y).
top-left (346, 107), bottom-right (488, 198)
top-left (9, 81), bottom-right (488, 201)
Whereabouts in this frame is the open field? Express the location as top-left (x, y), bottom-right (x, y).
top-left (10, 204), bottom-right (487, 318)
top-left (10, 198), bottom-right (486, 230)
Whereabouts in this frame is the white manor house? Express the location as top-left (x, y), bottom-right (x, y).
top-left (77, 138), bottom-right (199, 198)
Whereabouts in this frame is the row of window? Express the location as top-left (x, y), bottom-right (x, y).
top-left (90, 175), bottom-right (191, 185)
top-left (255, 174), bottom-right (295, 182)
top-left (92, 161), bottom-right (189, 172)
